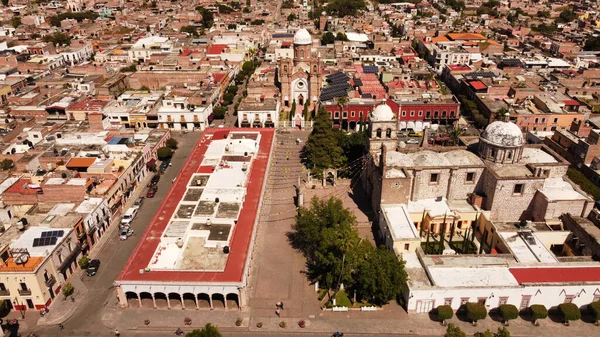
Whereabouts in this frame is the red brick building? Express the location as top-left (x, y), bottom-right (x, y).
top-left (323, 99), bottom-right (376, 130)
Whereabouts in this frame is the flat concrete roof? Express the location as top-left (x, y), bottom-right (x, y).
top-left (382, 204), bottom-right (419, 240)
top-left (428, 267), bottom-right (519, 288)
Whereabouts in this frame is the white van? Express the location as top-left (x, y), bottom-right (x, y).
top-left (120, 207), bottom-right (138, 226)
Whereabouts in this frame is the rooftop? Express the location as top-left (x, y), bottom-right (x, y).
top-left (117, 128), bottom-right (273, 284)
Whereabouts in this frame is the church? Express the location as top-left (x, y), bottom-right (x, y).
top-left (278, 29), bottom-right (322, 121)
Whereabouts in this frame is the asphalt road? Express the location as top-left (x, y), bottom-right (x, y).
top-left (27, 131), bottom-right (203, 337)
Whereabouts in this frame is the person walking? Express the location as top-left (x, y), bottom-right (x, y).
top-left (275, 308), bottom-right (281, 317)
top-left (280, 301), bottom-right (284, 309)
top-left (115, 329), bottom-right (120, 337)
top-left (58, 323), bottom-right (64, 330)
top-left (276, 301), bottom-right (282, 309)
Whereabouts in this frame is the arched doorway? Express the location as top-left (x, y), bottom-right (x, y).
top-left (349, 121), bottom-right (357, 131)
top-left (197, 293), bottom-right (211, 309)
top-left (342, 121), bottom-right (349, 131)
top-left (125, 291), bottom-right (139, 308)
top-left (168, 293), bottom-right (182, 310)
top-left (154, 292), bottom-right (168, 308)
top-left (298, 94), bottom-right (304, 106)
top-left (212, 293), bottom-right (226, 309)
top-left (226, 293), bottom-right (239, 309)
top-left (139, 292), bottom-right (153, 308)
top-left (182, 293), bottom-right (196, 309)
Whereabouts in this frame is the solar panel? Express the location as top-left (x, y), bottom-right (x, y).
top-left (40, 230), bottom-right (64, 238)
top-left (363, 65), bottom-right (379, 73)
top-left (33, 238), bottom-right (41, 247)
top-left (354, 78), bottom-right (363, 87)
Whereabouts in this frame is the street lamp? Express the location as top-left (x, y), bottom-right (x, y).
top-left (13, 297), bottom-right (25, 319)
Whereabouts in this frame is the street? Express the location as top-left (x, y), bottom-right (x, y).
top-left (24, 131), bottom-right (203, 337)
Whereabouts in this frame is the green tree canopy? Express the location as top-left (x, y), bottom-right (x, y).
top-left (43, 32), bottom-right (72, 47)
top-left (1, 0), bottom-right (8, 6)
top-left (326, 0), bottom-right (366, 18)
top-left (321, 32), bottom-right (335, 45)
top-left (181, 25), bottom-right (199, 37)
top-left (444, 323), bottom-right (466, 337)
top-left (166, 138), bottom-right (178, 149)
top-left (303, 107), bottom-right (344, 172)
top-left (49, 11), bottom-right (99, 27)
top-left (157, 147), bottom-right (173, 161)
top-left (584, 36), bottom-right (600, 51)
top-left (287, 13), bottom-right (297, 21)
top-left (185, 323), bottom-right (222, 337)
top-left (10, 16), bottom-right (21, 28)
top-left (195, 6), bottom-right (214, 29)
top-left (335, 32), bottom-right (348, 41)
top-left (558, 9), bottom-right (577, 23)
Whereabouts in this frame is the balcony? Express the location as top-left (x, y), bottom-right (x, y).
top-left (45, 275), bottom-right (56, 288)
top-left (18, 289), bottom-right (32, 296)
top-left (0, 289), bottom-right (9, 296)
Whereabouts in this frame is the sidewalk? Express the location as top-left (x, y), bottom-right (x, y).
top-left (37, 171), bottom-right (154, 327)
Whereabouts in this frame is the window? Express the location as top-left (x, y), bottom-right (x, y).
top-left (442, 110), bottom-right (447, 117)
top-left (460, 297), bottom-right (469, 305)
top-left (19, 282), bottom-right (27, 291)
top-left (33, 134), bottom-right (39, 138)
top-left (541, 118), bottom-right (546, 123)
top-left (410, 111), bottom-right (415, 116)
top-left (554, 118), bottom-right (558, 123)
top-left (386, 128), bottom-right (392, 138)
top-left (444, 298), bottom-right (453, 306)
top-left (466, 172), bottom-right (475, 182)
top-left (434, 110), bottom-right (439, 117)
top-left (376, 128), bottom-right (382, 138)
top-left (450, 110), bottom-right (455, 117)
top-left (351, 111), bottom-right (355, 117)
top-left (404, 243), bottom-right (410, 250)
top-left (534, 118), bottom-right (539, 123)
top-left (418, 111), bottom-right (423, 116)
top-left (430, 173), bottom-right (439, 184)
top-left (564, 295), bottom-right (575, 303)
top-left (513, 184), bottom-right (524, 195)
top-left (334, 111), bottom-right (340, 118)
top-left (402, 111), bottom-right (406, 117)
top-left (498, 297), bottom-right (508, 306)
top-left (0, 283), bottom-right (6, 291)
top-left (426, 111), bottom-right (431, 117)
top-left (342, 111), bottom-right (348, 118)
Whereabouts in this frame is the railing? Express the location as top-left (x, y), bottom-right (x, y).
top-left (45, 275), bottom-right (56, 288)
top-left (18, 289), bottom-right (32, 296)
top-left (0, 289), bottom-right (9, 296)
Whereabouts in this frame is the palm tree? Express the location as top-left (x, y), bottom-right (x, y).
top-left (449, 127), bottom-right (463, 146)
top-left (495, 107), bottom-right (509, 121)
top-left (336, 96), bottom-right (348, 130)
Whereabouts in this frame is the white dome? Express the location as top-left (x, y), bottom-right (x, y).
top-left (371, 104), bottom-right (395, 121)
top-left (481, 120), bottom-right (523, 147)
top-left (293, 29), bottom-right (312, 45)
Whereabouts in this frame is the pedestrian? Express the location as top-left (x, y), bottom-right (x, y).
top-left (115, 329), bottom-right (120, 337)
top-left (169, 162), bottom-right (172, 167)
top-left (280, 301), bottom-right (284, 310)
top-left (276, 301), bottom-right (281, 309)
top-left (58, 323), bottom-right (64, 330)
top-left (172, 178), bottom-right (176, 184)
top-left (275, 308), bottom-right (281, 317)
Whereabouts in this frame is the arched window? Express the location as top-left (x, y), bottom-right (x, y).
top-left (507, 151), bottom-right (512, 160)
top-left (386, 128), bottom-right (392, 138)
top-left (376, 128), bottom-right (382, 138)
top-left (300, 50), bottom-right (304, 59)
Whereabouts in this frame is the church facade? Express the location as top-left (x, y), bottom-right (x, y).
top-left (278, 29), bottom-right (322, 118)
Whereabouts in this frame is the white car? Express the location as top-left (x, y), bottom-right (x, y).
top-left (119, 227), bottom-right (134, 240)
top-left (120, 207), bottom-right (138, 226)
top-left (406, 139), bottom-right (420, 144)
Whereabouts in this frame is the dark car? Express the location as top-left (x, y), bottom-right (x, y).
top-left (159, 161), bottom-right (170, 173)
top-left (86, 259), bottom-right (101, 276)
top-left (148, 174), bottom-right (160, 187)
top-left (146, 186), bottom-right (158, 198)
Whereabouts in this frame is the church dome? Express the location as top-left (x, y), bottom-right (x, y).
top-left (293, 29), bottom-right (312, 45)
top-left (480, 120), bottom-right (523, 148)
top-left (371, 104), bottom-right (395, 121)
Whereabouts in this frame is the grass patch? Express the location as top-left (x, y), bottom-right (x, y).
top-left (318, 288), bottom-right (329, 301)
top-left (567, 168), bottom-right (600, 200)
top-left (421, 241), bottom-right (444, 255)
top-left (450, 240), bottom-right (477, 254)
top-left (335, 290), bottom-right (352, 307)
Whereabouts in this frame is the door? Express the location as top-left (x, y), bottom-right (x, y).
top-left (26, 299), bottom-right (34, 309)
top-left (520, 295), bottom-right (531, 310)
top-left (416, 299), bottom-right (435, 313)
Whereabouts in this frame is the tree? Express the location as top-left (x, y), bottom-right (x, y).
top-left (139, 85), bottom-right (151, 91)
top-left (156, 147), bottom-right (173, 161)
top-left (303, 107), bottom-right (344, 172)
top-left (495, 327), bottom-right (511, 337)
top-left (326, 0), bottom-right (366, 18)
top-left (466, 302), bottom-right (487, 323)
top-left (448, 128), bottom-right (463, 145)
top-left (213, 106), bottom-right (226, 119)
top-left (0, 159), bottom-right (14, 170)
top-left (558, 9), bottom-right (577, 23)
top-left (589, 301), bottom-right (600, 324)
top-left (62, 283), bottom-right (74, 297)
top-left (78, 256), bottom-right (90, 269)
top-left (437, 305), bottom-right (454, 326)
top-left (43, 32), bottom-right (72, 47)
top-left (473, 330), bottom-right (493, 337)
top-left (444, 323), bottom-right (466, 337)
top-left (181, 25), bottom-right (199, 37)
top-left (558, 303), bottom-right (581, 324)
top-left (584, 36), bottom-right (600, 51)
top-left (287, 13), bottom-right (297, 21)
top-left (166, 138), bottom-right (178, 150)
top-left (537, 10), bottom-right (551, 18)
top-left (196, 7), bottom-right (214, 29)
top-left (10, 16), bottom-right (21, 28)
top-left (335, 32), bottom-right (348, 41)
top-left (185, 323), bottom-right (222, 337)
top-left (1, 0), bottom-right (8, 6)
top-left (289, 100), bottom-right (296, 121)
top-left (498, 304), bottom-right (519, 325)
top-left (352, 245), bottom-right (406, 305)
top-left (321, 31), bottom-right (335, 45)
top-left (529, 304), bottom-right (548, 325)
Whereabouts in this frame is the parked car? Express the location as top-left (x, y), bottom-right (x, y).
top-left (119, 227), bottom-right (134, 240)
top-left (146, 186), bottom-right (158, 198)
top-left (159, 161), bottom-right (170, 173)
top-left (406, 138), bottom-right (420, 144)
top-left (133, 197), bottom-right (144, 208)
top-left (86, 259), bottom-right (101, 276)
top-left (148, 174), bottom-right (160, 187)
top-left (120, 207), bottom-right (138, 226)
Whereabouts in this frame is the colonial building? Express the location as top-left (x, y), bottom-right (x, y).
top-left (278, 29), bottom-right (322, 123)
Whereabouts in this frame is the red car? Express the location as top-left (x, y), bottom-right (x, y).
top-left (146, 186), bottom-right (158, 198)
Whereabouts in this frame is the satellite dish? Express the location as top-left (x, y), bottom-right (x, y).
top-left (14, 254), bottom-right (29, 265)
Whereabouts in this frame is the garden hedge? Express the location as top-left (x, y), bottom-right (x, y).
top-left (466, 302), bottom-right (487, 322)
top-left (499, 304), bottom-right (519, 321)
top-left (589, 301), bottom-right (600, 321)
top-left (558, 303), bottom-right (581, 322)
top-left (437, 305), bottom-right (454, 321)
top-left (529, 304), bottom-right (548, 320)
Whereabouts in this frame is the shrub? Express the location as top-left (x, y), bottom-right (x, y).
top-left (589, 301), bottom-right (600, 321)
top-left (279, 321), bottom-right (287, 328)
top-left (156, 147), bottom-right (173, 160)
top-left (144, 319), bottom-right (150, 325)
top-left (166, 138), bottom-right (178, 150)
top-left (529, 304), bottom-right (548, 323)
top-left (62, 283), bottom-right (74, 297)
top-left (0, 159), bottom-right (14, 170)
top-left (558, 303), bottom-right (581, 322)
top-left (256, 322), bottom-right (263, 328)
top-left (465, 302), bottom-right (487, 323)
top-left (437, 305), bottom-right (454, 323)
top-left (77, 255), bottom-right (90, 269)
top-left (499, 304), bottom-right (519, 323)
top-left (444, 323), bottom-right (466, 337)
top-left (235, 318), bottom-right (242, 326)
top-left (298, 319), bottom-right (305, 328)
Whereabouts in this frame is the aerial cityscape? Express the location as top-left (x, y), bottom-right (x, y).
top-left (0, 0), bottom-right (600, 336)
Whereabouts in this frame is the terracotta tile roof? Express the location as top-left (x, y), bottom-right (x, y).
top-left (66, 157), bottom-right (96, 168)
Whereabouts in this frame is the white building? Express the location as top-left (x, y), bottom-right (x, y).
top-left (60, 42), bottom-right (94, 66)
top-left (237, 97), bottom-right (280, 128)
top-left (128, 36), bottom-right (173, 62)
top-left (157, 95), bottom-right (213, 131)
